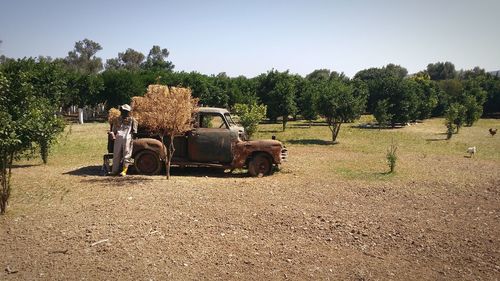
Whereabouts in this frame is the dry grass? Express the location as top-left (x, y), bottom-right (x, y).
top-left (1, 116), bottom-right (499, 280)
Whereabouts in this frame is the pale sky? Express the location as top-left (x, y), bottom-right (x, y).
top-left (1, 0), bottom-right (499, 77)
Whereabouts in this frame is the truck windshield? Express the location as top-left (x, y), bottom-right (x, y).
top-left (225, 113), bottom-right (238, 126)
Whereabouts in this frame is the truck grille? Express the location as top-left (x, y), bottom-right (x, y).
top-left (280, 147), bottom-right (288, 162)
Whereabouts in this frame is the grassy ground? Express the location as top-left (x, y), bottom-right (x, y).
top-left (1, 116), bottom-right (499, 280)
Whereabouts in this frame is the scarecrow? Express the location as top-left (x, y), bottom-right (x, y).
top-left (109, 104), bottom-right (138, 176)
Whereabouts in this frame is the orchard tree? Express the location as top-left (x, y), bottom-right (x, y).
top-left (101, 70), bottom-right (144, 109)
top-left (296, 79), bottom-right (319, 125)
top-left (227, 75), bottom-right (258, 106)
top-left (444, 103), bottom-right (466, 136)
top-left (481, 75), bottom-right (500, 115)
top-left (435, 79), bottom-right (463, 116)
top-left (65, 38), bottom-right (103, 73)
top-left (373, 99), bottom-right (393, 127)
top-left (306, 69), bottom-right (331, 81)
top-left (368, 77), bottom-right (420, 126)
top-left (316, 78), bottom-right (367, 142)
top-left (354, 64), bottom-right (408, 113)
top-left (427, 61), bottom-right (456, 81)
top-left (409, 73), bottom-right (439, 120)
top-left (0, 60), bottom-right (66, 213)
top-left (25, 98), bottom-right (65, 164)
top-left (257, 70), bottom-right (297, 131)
top-left (461, 81), bottom-right (487, 126)
top-left (65, 72), bottom-right (104, 108)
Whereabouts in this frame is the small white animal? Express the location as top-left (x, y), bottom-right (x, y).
top-left (467, 146), bottom-right (476, 157)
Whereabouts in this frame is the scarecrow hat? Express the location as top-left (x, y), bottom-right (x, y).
top-left (120, 104), bottom-right (131, 112)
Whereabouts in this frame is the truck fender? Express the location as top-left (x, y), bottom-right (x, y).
top-left (133, 138), bottom-right (166, 160)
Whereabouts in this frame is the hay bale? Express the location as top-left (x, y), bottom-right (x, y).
top-left (146, 84), bottom-right (170, 97)
top-left (108, 108), bottom-right (121, 127)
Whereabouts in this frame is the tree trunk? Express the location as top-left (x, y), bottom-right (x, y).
top-left (1, 151), bottom-right (7, 214)
top-left (282, 115), bottom-right (288, 132)
top-left (40, 140), bottom-right (48, 164)
top-left (0, 151), bottom-right (13, 214)
top-left (332, 122), bottom-right (342, 142)
top-left (160, 136), bottom-right (167, 179)
top-left (165, 135), bottom-right (176, 180)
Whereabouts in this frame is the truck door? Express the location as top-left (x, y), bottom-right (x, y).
top-left (188, 113), bottom-right (233, 163)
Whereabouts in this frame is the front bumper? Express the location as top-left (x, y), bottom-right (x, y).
top-left (280, 147), bottom-right (288, 162)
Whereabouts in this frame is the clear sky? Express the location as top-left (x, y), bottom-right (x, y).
top-left (1, 0), bottom-right (499, 77)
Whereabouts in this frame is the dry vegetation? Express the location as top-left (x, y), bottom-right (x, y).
top-left (0, 117), bottom-right (499, 280)
top-left (132, 85), bottom-right (197, 179)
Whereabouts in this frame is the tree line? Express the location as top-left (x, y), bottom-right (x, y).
top-left (1, 38), bottom-right (499, 141)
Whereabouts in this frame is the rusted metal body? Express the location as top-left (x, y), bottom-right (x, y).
top-left (107, 107), bottom-right (288, 176)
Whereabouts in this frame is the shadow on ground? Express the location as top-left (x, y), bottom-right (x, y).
top-left (168, 167), bottom-right (249, 178)
top-left (289, 123), bottom-right (328, 128)
top-left (426, 133), bottom-right (448, 142)
top-left (12, 164), bottom-right (41, 169)
top-left (64, 165), bottom-right (250, 179)
top-left (64, 165), bottom-right (103, 176)
top-left (287, 139), bottom-right (335, 145)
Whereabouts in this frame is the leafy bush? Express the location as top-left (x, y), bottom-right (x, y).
top-left (386, 141), bottom-right (398, 173)
top-left (234, 103), bottom-right (267, 139)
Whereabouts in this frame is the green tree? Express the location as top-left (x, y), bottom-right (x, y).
top-left (66, 72), bottom-right (104, 107)
top-left (444, 103), bottom-right (466, 136)
top-left (234, 103), bottom-right (267, 139)
top-left (306, 69), bottom-right (331, 81)
top-left (482, 76), bottom-right (500, 115)
top-left (316, 78), bottom-right (367, 142)
top-left (227, 76), bottom-right (258, 107)
top-left (354, 64), bottom-right (408, 113)
top-left (365, 76), bottom-right (420, 126)
top-left (143, 45), bottom-right (174, 72)
top-left (0, 73), bottom-right (17, 214)
top-left (0, 59), bottom-right (67, 213)
top-left (101, 70), bottom-right (144, 109)
top-left (106, 48), bottom-right (145, 71)
top-left (462, 82), bottom-right (487, 126)
top-left (65, 38), bottom-right (103, 73)
top-left (427, 61), bottom-right (456, 81)
top-left (409, 73), bottom-right (439, 120)
top-left (373, 99), bottom-right (393, 127)
top-left (257, 70), bottom-right (297, 131)
top-left (26, 98), bottom-right (65, 163)
top-left (296, 79), bottom-right (319, 124)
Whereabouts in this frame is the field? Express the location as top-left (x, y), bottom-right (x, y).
top-left (1, 117), bottom-right (499, 280)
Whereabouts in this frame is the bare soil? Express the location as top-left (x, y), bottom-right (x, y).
top-left (1, 122), bottom-right (499, 280)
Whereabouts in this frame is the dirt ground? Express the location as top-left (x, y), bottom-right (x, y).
top-left (1, 121), bottom-right (499, 280)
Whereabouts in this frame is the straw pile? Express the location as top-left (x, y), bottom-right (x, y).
top-left (132, 84), bottom-right (198, 135)
top-left (107, 108), bottom-right (121, 127)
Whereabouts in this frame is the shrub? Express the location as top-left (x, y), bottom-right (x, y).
top-left (386, 141), bottom-right (398, 173)
top-left (233, 103), bottom-right (267, 139)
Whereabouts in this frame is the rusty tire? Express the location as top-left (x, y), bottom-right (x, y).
top-left (248, 153), bottom-right (273, 177)
top-left (135, 150), bottom-right (161, 175)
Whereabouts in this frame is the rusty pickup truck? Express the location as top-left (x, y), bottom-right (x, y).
top-left (105, 107), bottom-right (288, 176)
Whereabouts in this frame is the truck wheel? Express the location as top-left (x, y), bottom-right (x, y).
top-left (248, 153), bottom-right (273, 177)
top-left (135, 150), bottom-right (161, 175)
